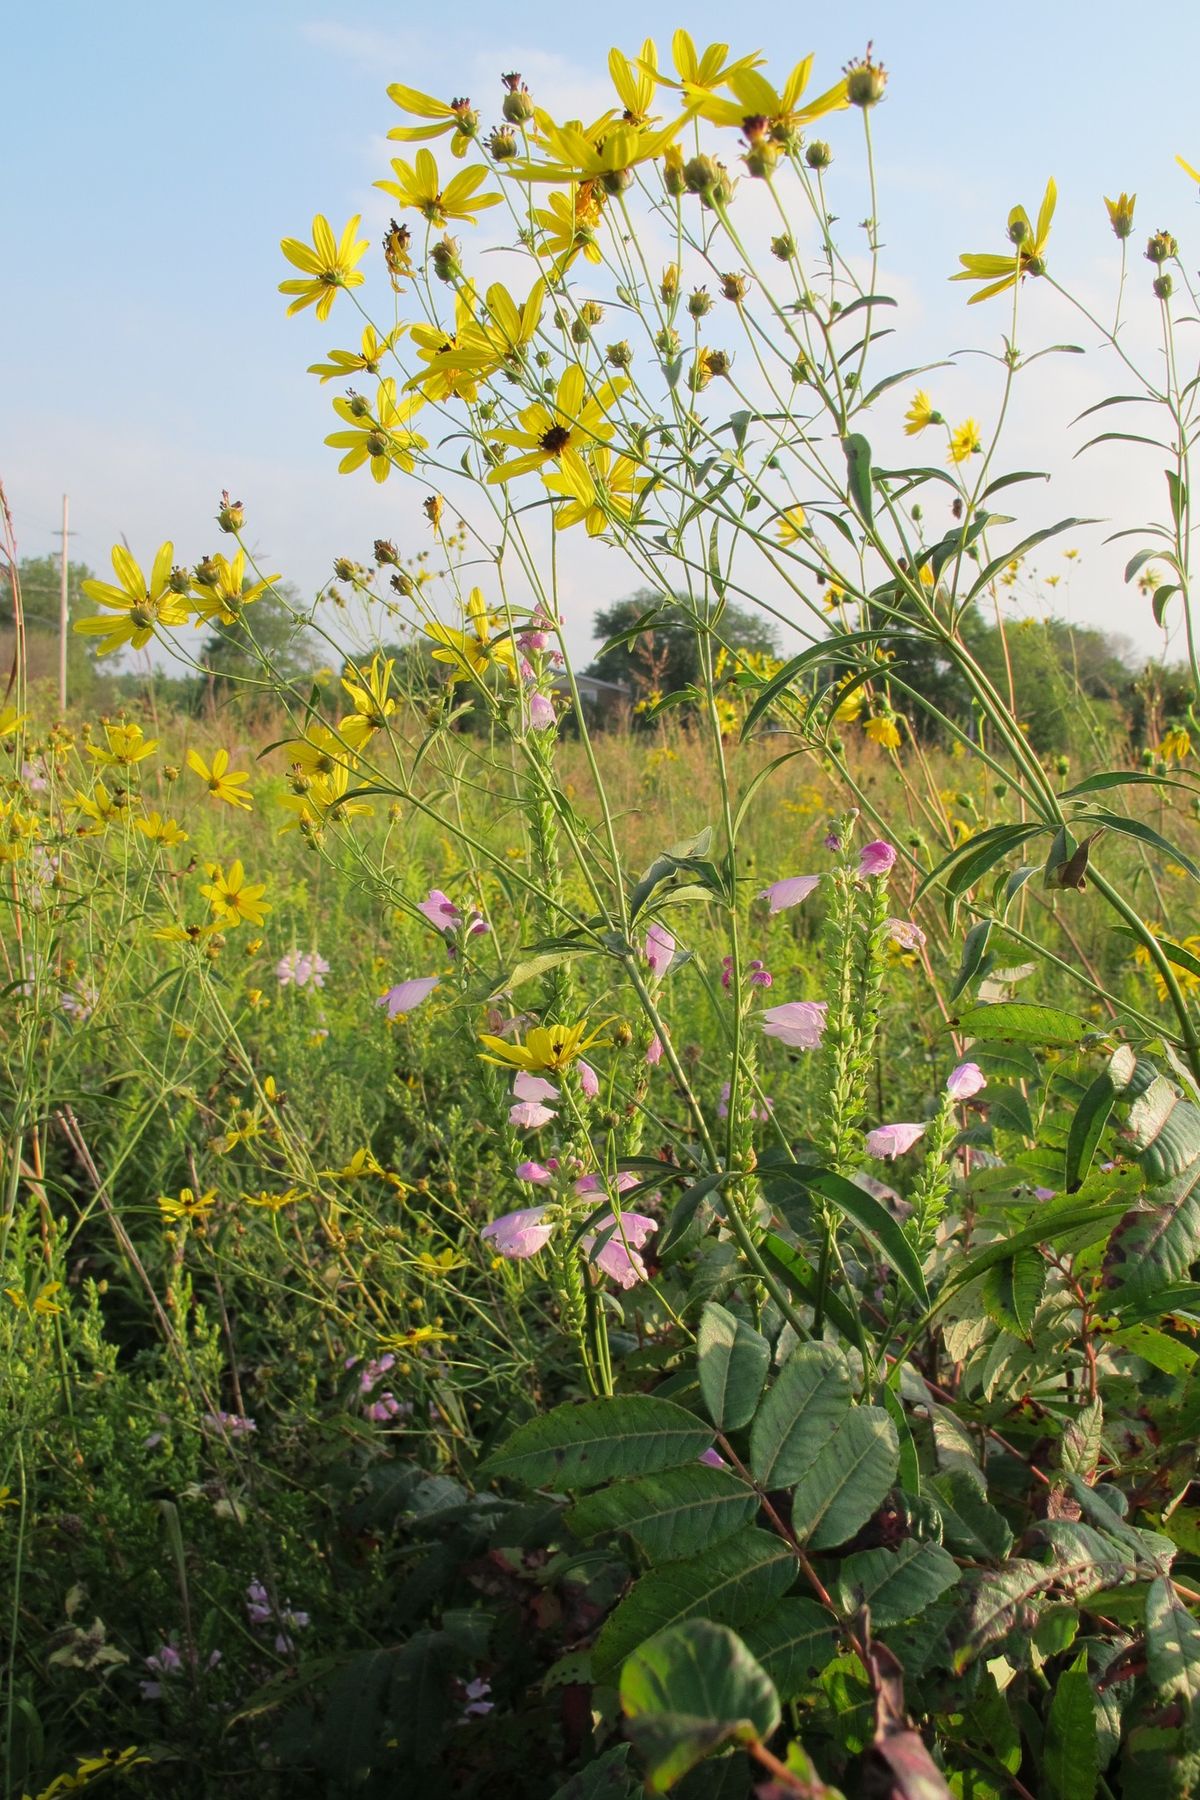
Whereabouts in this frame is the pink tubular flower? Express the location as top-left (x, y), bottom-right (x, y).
top-left (581, 1211), bottom-right (658, 1288)
top-left (698, 1447), bottom-right (727, 1469)
top-left (645, 1034), bottom-right (663, 1066)
top-left (528, 691), bottom-right (555, 731)
top-left (515, 1159), bottom-right (556, 1184)
top-left (379, 976), bottom-right (438, 1018)
top-left (758, 874), bottom-right (820, 913)
top-left (418, 889), bottom-right (460, 931)
top-left (858, 840), bottom-right (897, 878)
top-left (575, 1170), bottom-right (639, 1199)
top-left (946, 1061), bottom-right (986, 1100)
top-left (865, 1122), bottom-right (927, 1160)
top-left (885, 918), bottom-right (926, 952)
top-left (645, 922), bottom-right (676, 978)
top-left (747, 959), bottom-right (773, 989)
top-left (761, 1000), bottom-right (828, 1049)
top-left (578, 1059), bottom-right (600, 1099)
top-left (481, 1206), bottom-right (554, 1259)
top-left (508, 1099), bottom-right (556, 1130)
top-left (512, 1070), bottom-right (558, 1104)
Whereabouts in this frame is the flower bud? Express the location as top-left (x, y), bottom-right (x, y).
top-left (654, 326), bottom-right (681, 357)
top-left (771, 233), bottom-right (796, 261)
top-left (605, 340), bottom-right (633, 369)
top-left (501, 73), bottom-right (533, 124)
top-left (430, 235), bottom-right (462, 282)
top-left (580, 300), bottom-right (604, 325)
top-left (216, 491), bottom-right (244, 534)
top-left (423, 494), bottom-right (445, 530)
top-left (720, 271), bottom-right (749, 303)
top-left (806, 140), bottom-right (833, 170)
top-left (683, 154), bottom-right (732, 208)
top-left (601, 166), bottom-right (634, 194)
top-left (688, 286), bottom-right (713, 318)
top-left (1154, 273), bottom-right (1174, 300)
top-left (390, 571), bottom-right (415, 598)
top-left (662, 145), bottom-right (685, 197)
top-left (333, 558), bottom-right (358, 582)
top-left (660, 262), bottom-right (679, 302)
top-left (844, 44), bottom-right (887, 107)
top-left (612, 1019), bottom-right (634, 1048)
top-left (449, 97), bottom-right (479, 144)
top-left (743, 141), bottom-right (780, 179)
top-left (488, 126), bottom-right (518, 161)
top-left (168, 565), bottom-right (191, 595)
top-left (346, 391), bottom-right (371, 418)
top-left (1145, 229), bottom-right (1177, 265)
top-left (374, 538), bottom-right (399, 566)
top-left (194, 556), bottom-right (219, 588)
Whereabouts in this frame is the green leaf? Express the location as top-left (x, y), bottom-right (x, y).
top-left (619, 1620), bottom-right (780, 1794)
top-left (593, 1528), bottom-right (797, 1682)
top-left (568, 1466), bottom-right (760, 1563)
top-left (748, 1343), bottom-right (852, 1490)
top-left (951, 919), bottom-right (993, 1001)
top-left (766, 1166), bottom-right (929, 1307)
top-left (836, 1539), bottom-right (960, 1627)
top-left (739, 1601), bottom-right (838, 1700)
top-left (915, 823), bottom-right (1045, 905)
top-left (953, 1001), bottom-right (1088, 1045)
top-left (790, 1407), bottom-right (900, 1549)
top-left (950, 1561), bottom-right (1053, 1672)
top-left (1043, 1651), bottom-right (1098, 1800)
top-left (968, 519), bottom-right (1096, 600)
top-left (930, 1470), bottom-right (1013, 1561)
top-left (548, 1745), bottom-right (639, 1800)
top-left (938, 1200), bottom-right (1131, 1308)
top-left (697, 1304), bottom-right (771, 1432)
top-left (1075, 808), bottom-right (1200, 882)
top-left (1146, 1577), bottom-right (1200, 1719)
top-left (481, 1397), bottom-right (714, 1491)
top-left (842, 432), bottom-right (875, 526)
top-left (1102, 1164), bottom-right (1200, 1302)
top-left (980, 1250), bottom-right (1046, 1339)
top-left (1123, 1079), bottom-right (1200, 1184)
top-left (1066, 1071), bottom-right (1116, 1191)
top-left (759, 1234), bottom-right (866, 1348)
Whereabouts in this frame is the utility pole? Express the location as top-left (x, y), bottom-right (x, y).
top-left (57, 494), bottom-right (69, 714)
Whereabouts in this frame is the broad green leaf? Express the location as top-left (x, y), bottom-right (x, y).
top-left (954, 1001), bottom-right (1088, 1046)
top-left (1108, 1323), bottom-right (1198, 1374)
top-left (949, 1561), bottom-right (1053, 1672)
top-left (980, 1250), bottom-right (1046, 1339)
top-left (1043, 1651), bottom-right (1098, 1800)
top-left (1066, 1071), bottom-right (1116, 1191)
top-left (568, 1466), bottom-right (759, 1563)
top-left (939, 1200), bottom-right (1131, 1307)
top-left (1102, 1164), bottom-right (1200, 1302)
top-left (739, 1601), bottom-right (838, 1700)
top-left (620, 1620), bottom-right (780, 1795)
top-left (930, 1470), bottom-right (1013, 1561)
top-left (768, 1166), bottom-right (929, 1307)
top-left (748, 1343), bottom-right (852, 1490)
top-left (481, 1397), bottom-right (713, 1492)
top-left (791, 1407), bottom-right (900, 1549)
top-left (1146, 1576), bottom-right (1200, 1717)
top-left (836, 1539), bottom-right (959, 1627)
top-left (1060, 1400), bottom-right (1104, 1479)
top-left (593, 1528), bottom-right (797, 1682)
top-left (697, 1304), bottom-right (770, 1431)
top-left (1123, 1079), bottom-right (1200, 1184)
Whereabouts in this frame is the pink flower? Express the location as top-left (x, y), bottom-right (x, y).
top-left (645, 922), bottom-right (676, 978)
top-left (481, 1206), bottom-right (554, 1259)
top-left (1034, 1185), bottom-right (1057, 1201)
top-left (698, 1447), bottom-right (727, 1469)
top-left (758, 874), bottom-right (820, 913)
top-left (858, 840), bottom-right (897, 878)
top-left (528, 691), bottom-right (555, 731)
top-left (515, 1159), bottom-right (556, 1184)
top-left (578, 1059), bottom-right (600, 1099)
top-left (418, 889), bottom-right (460, 931)
top-left (885, 918), bottom-right (926, 952)
top-left (508, 1100), bottom-right (556, 1130)
top-left (575, 1170), bottom-right (639, 1199)
top-left (823, 831), bottom-right (841, 852)
top-left (513, 1070), bottom-right (559, 1103)
top-left (747, 959), bottom-right (773, 989)
top-left (717, 1081), bottom-right (773, 1122)
top-left (379, 976), bottom-right (438, 1018)
top-left (581, 1211), bottom-right (658, 1288)
top-left (761, 1000), bottom-right (828, 1049)
top-left (645, 1034), bottom-right (663, 1066)
top-left (865, 1122), bottom-right (927, 1160)
top-left (946, 1061), bottom-right (986, 1100)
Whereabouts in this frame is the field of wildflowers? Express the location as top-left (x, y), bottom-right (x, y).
top-left (6, 27), bottom-right (1200, 1799)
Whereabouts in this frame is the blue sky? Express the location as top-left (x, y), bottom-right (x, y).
top-left (5, 0), bottom-right (1200, 661)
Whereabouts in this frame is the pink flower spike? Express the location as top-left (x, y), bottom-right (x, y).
top-left (481, 1206), bottom-right (554, 1259)
top-left (885, 918), bottom-right (926, 952)
top-left (758, 874), bottom-right (820, 913)
top-left (508, 1100), bottom-right (556, 1130)
top-left (512, 1070), bottom-right (559, 1104)
top-left (645, 921), bottom-right (676, 978)
top-left (528, 691), bottom-right (555, 731)
top-left (761, 1000), bottom-right (828, 1050)
top-left (865, 1121), bottom-right (927, 1161)
top-left (858, 840), bottom-right (897, 878)
top-left (418, 889), bottom-right (460, 931)
top-left (582, 1211), bottom-right (658, 1288)
top-left (645, 1034), bottom-right (663, 1066)
top-left (379, 976), bottom-right (438, 1018)
top-left (946, 1060), bottom-right (986, 1100)
top-left (577, 1059), bottom-right (600, 1100)
top-left (515, 1160), bottom-right (556, 1184)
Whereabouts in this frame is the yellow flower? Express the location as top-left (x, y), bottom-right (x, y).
top-left (0, 706), bottom-right (27, 740)
top-left (340, 654), bottom-right (397, 752)
top-left (486, 364), bottom-right (628, 504)
top-left (865, 714), bottom-right (903, 750)
top-left (307, 323), bottom-right (406, 384)
top-left (774, 505), bottom-right (807, 544)
top-left (157, 1187), bottom-right (216, 1223)
top-left (544, 446), bottom-right (648, 535)
top-left (85, 721), bottom-right (158, 767)
top-left (5, 1281), bottom-right (63, 1317)
top-left (386, 84), bottom-right (480, 159)
top-left (326, 379), bottom-right (427, 484)
top-left (532, 186), bottom-right (606, 273)
top-left (187, 747), bottom-right (253, 810)
top-left (278, 722), bottom-right (356, 779)
top-left (189, 550), bottom-right (281, 626)
top-left (1159, 726), bottom-right (1192, 763)
top-left (407, 289), bottom-right (481, 403)
top-left (278, 215), bottom-right (368, 321)
top-left (199, 860), bottom-right (270, 929)
top-left (75, 542), bottom-right (189, 657)
top-left (423, 279), bottom-right (546, 388)
top-left (375, 150), bottom-right (501, 227)
top-left (510, 113), bottom-right (685, 187)
top-left (135, 811), bottom-right (188, 847)
top-left (1178, 154), bottom-right (1200, 186)
top-left (244, 1187), bottom-right (306, 1211)
top-left (423, 589), bottom-right (520, 683)
top-left (277, 760), bottom-right (373, 832)
top-left (688, 51), bottom-right (849, 137)
top-left (904, 390), bottom-right (938, 435)
top-left (952, 178), bottom-right (1056, 303)
top-left (947, 419), bottom-right (982, 465)
top-left (71, 780), bottom-right (125, 831)
top-left (643, 30), bottom-right (764, 107)
top-left (478, 1019), bottom-right (608, 1073)
top-left (609, 37), bottom-right (658, 125)
top-left (1104, 192), bottom-right (1136, 239)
